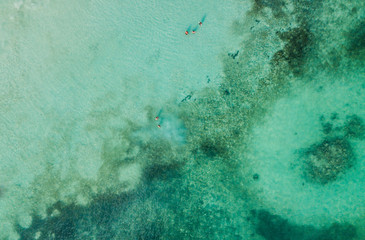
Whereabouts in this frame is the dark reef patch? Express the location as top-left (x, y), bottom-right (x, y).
top-left (199, 138), bottom-right (228, 158)
top-left (251, 0), bottom-right (287, 18)
top-left (144, 161), bottom-right (183, 181)
top-left (344, 114), bottom-right (365, 139)
top-left (250, 210), bottom-right (357, 240)
top-left (346, 20), bottom-right (365, 60)
top-left (16, 190), bottom-right (165, 240)
top-left (224, 89), bottom-right (230, 96)
top-left (16, 194), bottom-right (130, 239)
top-left (322, 122), bottom-right (333, 135)
top-left (319, 114), bottom-right (337, 135)
top-left (319, 113), bottom-right (364, 139)
top-left (140, 139), bottom-right (185, 180)
top-left (303, 137), bottom-right (354, 184)
top-left (271, 27), bottom-right (313, 75)
top-left (16, 202), bottom-right (83, 240)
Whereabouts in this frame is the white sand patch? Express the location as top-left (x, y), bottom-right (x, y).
top-left (118, 163), bottom-right (142, 191)
top-left (76, 143), bottom-right (103, 180)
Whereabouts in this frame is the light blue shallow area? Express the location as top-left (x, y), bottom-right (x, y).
top-left (0, 0), bottom-right (246, 238)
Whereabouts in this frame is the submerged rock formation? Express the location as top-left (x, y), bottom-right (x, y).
top-left (304, 138), bottom-right (354, 184)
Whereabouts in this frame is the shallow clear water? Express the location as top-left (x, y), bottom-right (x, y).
top-left (0, 0), bottom-right (364, 239)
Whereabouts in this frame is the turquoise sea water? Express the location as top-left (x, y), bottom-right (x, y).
top-left (0, 0), bottom-right (364, 239)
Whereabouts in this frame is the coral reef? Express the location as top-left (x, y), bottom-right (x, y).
top-left (304, 137), bottom-right (354, 184)
top-left (302, 114), bottom-right (363, 184)
top-left (346, 20), bottom-right (365, 60)
top-left (271, 27), bottom-right (313, 75)
top-left (344, 115), bottom-right (365, 139)
top-left (250, 209), bottom-right (357, 240)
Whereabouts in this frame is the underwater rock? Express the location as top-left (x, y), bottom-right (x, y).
top-left (251, 0), bottom-right (287, 18)
top-left (252, 174), bottom-right (259, 181)
top-left (199, 138), bottom-right (228, 158)
top-left (250, 209), bottom-right (357, 240)
top-left (141, 139), bottom-right (184, 181)
top-left (271, 27), bottom-right (313, 75)
top-left (16, 190), bottom-right (164, 240)
top-left (322, 122), bottom-right (333, 135)
top-left (304, 138), bottom-right (354, 184)
top-left (346, 20), bottom-right (365, 60)
top-left (344, 115), bottom-right (365, 139)
top-left (228, 50), bottom-right (239, 59)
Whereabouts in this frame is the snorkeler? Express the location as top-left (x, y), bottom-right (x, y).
top-left (155, 109), bottom-right (163, 128)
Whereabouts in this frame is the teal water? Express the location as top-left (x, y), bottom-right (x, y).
top-left (0, 0), bottom-right (364, 239)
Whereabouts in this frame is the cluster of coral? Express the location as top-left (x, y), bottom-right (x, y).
top-left (303, 115), bottom-right (364, 184)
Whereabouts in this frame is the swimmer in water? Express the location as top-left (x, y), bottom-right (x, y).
top-left (199, 14), bottom-right (206, 26)
top-left (155, 109), bottom-right (163, 127)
